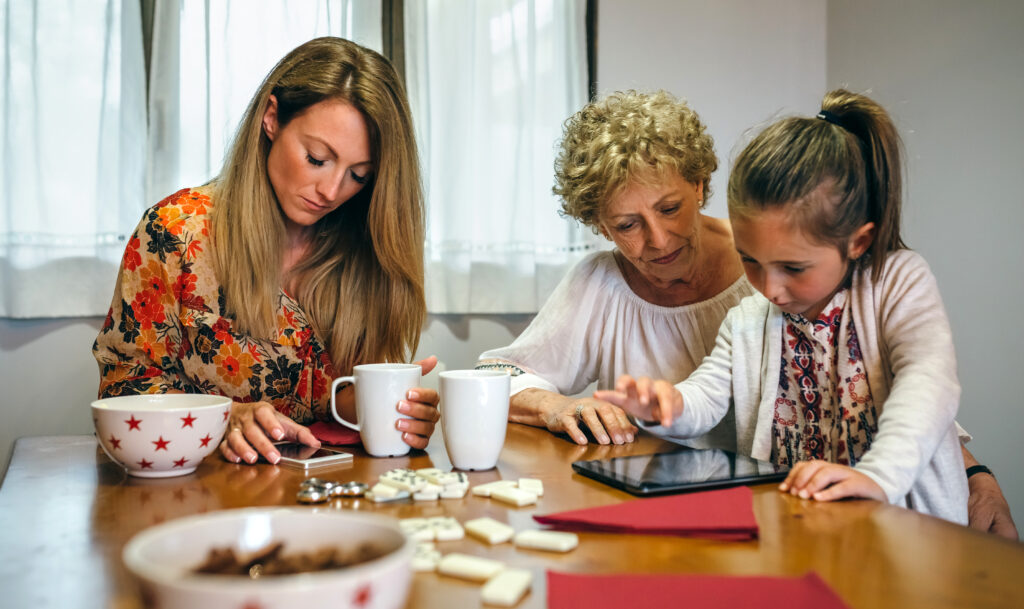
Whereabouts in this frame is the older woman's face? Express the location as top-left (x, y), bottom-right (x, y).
top-left (598, 172), bottom-right (704, 289)
top-left (262, 96), bottom-right (374, 237)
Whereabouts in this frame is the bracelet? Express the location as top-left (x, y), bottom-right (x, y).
top-left (966, 464), bottom-right (994, 479)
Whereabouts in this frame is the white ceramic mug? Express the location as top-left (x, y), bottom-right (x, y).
top-left (438, 370), bottom-right (511, 470)
top-left (331, 363), bottom-right (421, 457)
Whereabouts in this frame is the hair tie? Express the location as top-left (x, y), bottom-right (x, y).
top-left (817, 110), bottom-right (848, 131)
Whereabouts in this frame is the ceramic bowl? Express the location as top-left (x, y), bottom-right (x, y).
top-left (122, 508), bottom-right (414, 609)
top-left (91, 394), bottom-right (231, 477)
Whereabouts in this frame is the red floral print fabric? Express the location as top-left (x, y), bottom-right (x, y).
top-left (93, 186), bottom-right (338, 424)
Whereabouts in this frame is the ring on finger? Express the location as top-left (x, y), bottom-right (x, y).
top-left (574, 403), bottom-right (585, 420)
top-left (230, 426), bottom-right (242, 434)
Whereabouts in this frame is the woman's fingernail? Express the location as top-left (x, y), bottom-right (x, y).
top-left (407, 390), bottom-right (419, 400)
top-left (232, 456), bottom-right (241, 464)
top-left (599, 434), bottom-right (610, 444)
top-left (613, 434), bottom-right (623, 444)
top-left (799, 489), bottom-right (810, 499)
top-left (246, 453), bottom-right (257, 464)
top-left (397, 401), bottom-right (411, 413)
top-left (779, 483), bottom-right (788, 491)
top-left (272, 428), bottom-right (284, 440)
top-left (268, 451), bottom-right (280, 464)
top-left (397, 419), bottom-right (409, 430)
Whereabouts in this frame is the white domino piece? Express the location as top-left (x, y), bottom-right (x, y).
top-left (437, 553), bottom-right (505, 582)
top-left (513, 530), bottom-right (578, 552)
top-left (399, 518), bottom-right (435, 541)
top-left (413, 483), bottom-right (442, 501)
top-left (490, 486), bottom-right (538, 507)
top-left (412, 542), bottom-right (442, 572)
top-left (465, 517), bottom-right (515, 544)
top-left (517, 478), bottom-right (544, 497)
top-left (415, 467), bottom-right (443, 478)
top-left (370, 482), bottom-right (400, 498)
top-left (379, 468), bottom-right (426, 492)
top-left (471, 480), bottom-right (518, 497)
top-left (481, 568), bottom-right (532, 607)
top-left (440, 485), bottom-right (468, 499)
top-left (433, 519), bottom-right (465, 541)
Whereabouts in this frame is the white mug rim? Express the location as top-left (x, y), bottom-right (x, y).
top-left (352, 363), bottom-right (421, 372)
top-left (439, 370), bottom-right (510, 380)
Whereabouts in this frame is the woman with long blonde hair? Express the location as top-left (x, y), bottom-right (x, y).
top-left (94, 37), bottom-right (438, 464)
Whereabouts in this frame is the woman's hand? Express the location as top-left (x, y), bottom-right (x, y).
top-left (593, 374), bottom-right (684, 428)
top-left (779, 460), bottom-right (887, 503)
top-left (396, 356), bottom-right (441, 450)
top-left (219, 401), bottom-right (319, 465)
top-left (968, 472), bottom-right (1019, 540)
top-left (542, 396), bottom-right (637, 446)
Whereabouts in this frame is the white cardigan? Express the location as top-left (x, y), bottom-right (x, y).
top-left (645, 250), bottom-right (968, 524)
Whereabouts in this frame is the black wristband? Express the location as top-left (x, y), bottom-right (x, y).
top-left (966, 464), bottom-right (993, 479)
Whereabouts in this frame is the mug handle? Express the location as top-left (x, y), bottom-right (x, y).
top-left (331, 376), bottom-right (360, 431)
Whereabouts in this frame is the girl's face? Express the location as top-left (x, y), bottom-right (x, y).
top-left (598, 172), bottom-right (705, 289)
top-left (730, 206), bottom-right (873, 320)
top-left (262, 96), bottom-right (374, 239)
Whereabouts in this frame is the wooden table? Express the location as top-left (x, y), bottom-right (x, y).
top-left (1, 426), bottom-right (1022, 608)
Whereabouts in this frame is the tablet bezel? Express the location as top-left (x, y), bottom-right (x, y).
top-left (571, 448), bottom-right (788, 496)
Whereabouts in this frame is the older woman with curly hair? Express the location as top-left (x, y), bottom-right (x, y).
top-left (476, 89), bottom-right (1018, 540)
top-left (477, 90), bottom-right (750, 450)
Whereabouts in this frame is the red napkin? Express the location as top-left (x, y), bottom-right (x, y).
top-left (548, 572), bottom-right (852, 609)
top-left (308, 421), bottom-right (361, 446)
top-left (533, 486), bottom-right (758, 540)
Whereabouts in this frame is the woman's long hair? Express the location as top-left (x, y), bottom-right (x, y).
top-left (212, 37), bottom-right (425, 372)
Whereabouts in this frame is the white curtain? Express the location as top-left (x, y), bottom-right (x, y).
top-left (406, 0), bottom-right (606, 314)
top-left (0, 0), bottom-right (146, 317)
top-left (147, 0), bottom-right (382, 205)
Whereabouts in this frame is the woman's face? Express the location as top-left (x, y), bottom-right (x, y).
top-left (598, 172), bottom-right (705, 289)
top-left (262, 96), bottom-right (374, 237)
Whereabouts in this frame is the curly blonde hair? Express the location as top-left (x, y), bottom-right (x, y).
top-left (553, 90), bottom-right (717, 230)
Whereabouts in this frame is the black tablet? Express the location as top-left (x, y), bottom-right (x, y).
top-left (572, 447), bottom-right (789, 496)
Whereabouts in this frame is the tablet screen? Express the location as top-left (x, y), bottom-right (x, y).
top-left (572, 448), bottom-right (788, 496)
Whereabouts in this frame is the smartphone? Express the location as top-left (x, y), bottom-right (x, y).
top-left (269, 442), bottom-right (353, 471)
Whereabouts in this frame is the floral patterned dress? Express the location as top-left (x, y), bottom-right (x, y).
top-left (770, 290), bottom-right (879, 468)
top-left (93, 186), bottom-right (338, 424)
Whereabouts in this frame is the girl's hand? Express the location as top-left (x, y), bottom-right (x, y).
top-left (779, 460), bottom-right (887, 502)
top-left (593, 374), bottom-right (684, 428)
top-left (396, 356), bottom-right (441, 450)
top-left (220, 400), bottom-right (320, 465)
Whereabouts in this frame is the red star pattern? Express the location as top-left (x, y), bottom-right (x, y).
top-left (108, 435), bottom-right (121, 450)
top-left (199, 434), bottom-right (213, 448)
top-left (180, 412), bottom-right (197, 428)
top-left (172, 457), bottom-right (189, 468)
top-left (125, 415), bottom-right (142, 431)
top-left (153, 436), bottom-right (171, 451)
top-left (137, 458), bottom-right (153, 469)
top-left (222, 410), bottom-right (230, 421)
top-left (352, 584), bottom-right (372, 607)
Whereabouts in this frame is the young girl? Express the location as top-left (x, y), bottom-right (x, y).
top-left (595, 89), bottom-right (968, 524)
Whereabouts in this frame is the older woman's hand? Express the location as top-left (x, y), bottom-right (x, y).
top-left (968, 471), bottom-right (1019, 540)
top-left (220, 400), bottom-right (320, 465)
top-left (544, 396), bottom-right (637, 445)
top-left (395, 355), bottom-right (441, 450)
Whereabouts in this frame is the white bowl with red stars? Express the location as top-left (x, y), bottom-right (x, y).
top-left (123, 508), bottom-right (413, 609)
top-left (91, 394), bottom-right (232, 478)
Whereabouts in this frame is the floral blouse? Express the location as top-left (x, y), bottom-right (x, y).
top-left (770, 290), bottom-right (880, 468)
top-left (93, 186), bottom-right (338, 424)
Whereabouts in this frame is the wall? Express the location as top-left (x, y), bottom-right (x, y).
top-left (2, 0), bottom-right (1021, 522)
top-left (826, 0), bottom-right (1024, 525)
